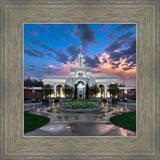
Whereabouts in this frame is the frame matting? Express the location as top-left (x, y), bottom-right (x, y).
top-left (1, 1), bottom-right (159, 159)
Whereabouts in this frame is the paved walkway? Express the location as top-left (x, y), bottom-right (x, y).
top-left (24, 102), bottom-right (136, 136)
top-left (24, 122), bottom-right (136, 136)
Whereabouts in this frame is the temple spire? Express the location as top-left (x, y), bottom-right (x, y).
top-left (80, 41), bottom-right (82, 55)
top-left (78, 41), bottom-right (83, 67)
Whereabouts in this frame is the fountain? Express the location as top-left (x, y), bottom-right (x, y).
top-left (58, 103), bottom-right (102, 113)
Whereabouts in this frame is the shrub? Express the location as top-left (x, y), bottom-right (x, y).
top-left (127, 92), bottom-right (136, 100)
top-left (63, 103), bottom-right (98, 109)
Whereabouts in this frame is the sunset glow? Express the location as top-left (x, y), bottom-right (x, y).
top-left (24, 24), bottom-right (136, 86)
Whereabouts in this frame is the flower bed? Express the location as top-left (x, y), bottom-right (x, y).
top-left (61, 99), bottom-right (100, 102)
top-left (63, 103), bottom-right (98, 109)
top-left (58, 103), bottom-right (102, 112)
top-left (60, 99), bottom-right (101, 104)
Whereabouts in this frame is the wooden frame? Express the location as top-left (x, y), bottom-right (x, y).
top-left (1, 1), bottom-right (159, 159)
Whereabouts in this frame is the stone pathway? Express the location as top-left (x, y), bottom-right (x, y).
top-left (24, 122), bottom-right (136, 136)
top-left (24, 102), bottom-right (136, 136)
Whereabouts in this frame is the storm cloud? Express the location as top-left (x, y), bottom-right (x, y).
top-left (29, 30), bottom-right (39, 37)
top-left (110, 61), bottom-right (121, 69)
top-left (47, 51), bottom-right (69, 64)
top-left (101, 24), bottom-right (111, 32)
top-left (114, 24), bottom-right (136, 31)
top-left (105, 28), bottom-right (136, 71)
top-left (65, 44), bottom-right (80, 61)
top-left (72, 24), bottom-right (98, 48)
top-left (24, 24), bottom-right (136, 86)
top-left (84, 55), bottom-right (101, 68)
top-left (24, 49), bottom-right (44, 58)
top-left (31, 39), bottom-right (42, 45)
top-left (40, 44), bottom-right (69, 64)
top-left (105, 42), bottom-right (121, 53)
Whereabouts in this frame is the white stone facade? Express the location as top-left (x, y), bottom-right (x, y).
top-left (42, 50), bottom-right (118, 98)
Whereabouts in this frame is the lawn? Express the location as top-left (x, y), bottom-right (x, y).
top-left (24, 112), bottom-right (50, 133)
top-left (110, 111), bottom-right (136, 132)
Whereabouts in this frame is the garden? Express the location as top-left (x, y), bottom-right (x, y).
top-left (61, 99), bottom-right (100, 102)
top-left (61, 103), bottom-right (99, 109)
top-left (58, 103), bottom-right (102, 112)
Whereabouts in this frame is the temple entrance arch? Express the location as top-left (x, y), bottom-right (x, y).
top-left (97, 84), bottom-right (106, 98)
top-left (99, 85), bottom-right (104, 98)
top-left (77, 81), bottom-right (85, 99)
top-left (56, 84), bottom-right (64, 98)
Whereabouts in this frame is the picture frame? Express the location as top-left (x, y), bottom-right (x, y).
top-left (1, 1), bottom-right (159, 159)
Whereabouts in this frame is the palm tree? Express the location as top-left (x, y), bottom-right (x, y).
top-left (62, 84), bottom-right (73, 98)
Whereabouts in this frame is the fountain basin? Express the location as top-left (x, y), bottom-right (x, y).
top-left (58, 105), bottom-right (102, 113)
top-left (60, 99), bottom-right (101, 105)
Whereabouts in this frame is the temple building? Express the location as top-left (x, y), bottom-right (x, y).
top-left (42, 46), bottom-right (120, 99)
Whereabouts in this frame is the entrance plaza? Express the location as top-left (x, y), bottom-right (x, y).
top-left (24, 101), bottom-right (136, 136)
top-left (24, 43), bottom-right (136, 136)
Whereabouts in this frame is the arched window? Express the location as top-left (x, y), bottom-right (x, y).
top-left (78, 72), bottom-right (83, 77)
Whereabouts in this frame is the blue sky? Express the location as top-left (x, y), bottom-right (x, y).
top-left (24, 24), bottom-right (136, 86)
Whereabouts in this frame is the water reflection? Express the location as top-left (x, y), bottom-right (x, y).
top-left (24, 101), bottom-right (136, 136)
top-left (25, 101), bottom-right (133, 124)
top-left (37, 108), bottom-right (40, 113)
top-left (49, 127), bottom-right (54, 131)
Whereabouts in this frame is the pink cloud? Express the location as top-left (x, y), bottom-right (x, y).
top-left (91, 52), bottom-right (136, 86)
top-left (45, 52), bottom-right (136, 86)
top-left (46, 62), bottom-right (78, 76)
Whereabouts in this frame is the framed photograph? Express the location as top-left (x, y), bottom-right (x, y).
top-left (1, 1), bottom-right (159, 159)
top-left (24, 23), bottom-right (136, 137)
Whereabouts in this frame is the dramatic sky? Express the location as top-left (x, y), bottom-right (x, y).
top-left (24, 24), bottom-right (136, 86)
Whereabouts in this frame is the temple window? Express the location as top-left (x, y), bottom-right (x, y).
top-left (78, 73), bottom-right (83, 77)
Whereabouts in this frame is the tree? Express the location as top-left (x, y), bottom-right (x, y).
top-left (74, 84), bottom-right (77, 99)
top-left (62, 84), bottom-right (73, 98)
top-left (42, 84), bottom-right (53, 98)
top-left (85, 83), bottom-right (89, 99)
top-left (89, 84), bottom-right (100, 97)
top-left (108, 83), bottom-right (120, 98)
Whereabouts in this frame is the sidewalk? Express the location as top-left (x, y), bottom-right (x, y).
top-left (24, 122), bottom-right (136, 136)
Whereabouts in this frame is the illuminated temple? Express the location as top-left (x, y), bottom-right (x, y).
top-left (42, 46), bottom-right (119, 99)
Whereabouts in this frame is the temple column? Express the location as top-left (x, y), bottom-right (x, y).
top-left (54, 85), bottom-right (57, 98)
top-left (106, 87), bottom-right (110, 98)
top-left (62, 89), bottom-right (65, 98)
top-left (52, 89), bottom-right (54, 98)
top-left (104, 85), bottom-right (107, 98)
